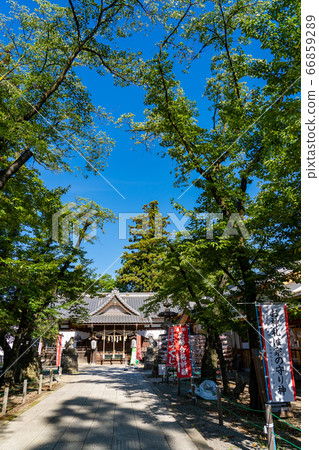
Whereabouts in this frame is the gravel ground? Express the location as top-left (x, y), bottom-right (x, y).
top-left (144, 374), bottom-right (301, 450)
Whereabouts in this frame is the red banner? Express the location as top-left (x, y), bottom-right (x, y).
top-left (174, 325), bottom-right (192, 379)
top-left (167, 326), bottom-right (177, 367)
top-left (136, 334), bottom-right (142, 361)
top-left (56, 334), bottom-right (62, 367)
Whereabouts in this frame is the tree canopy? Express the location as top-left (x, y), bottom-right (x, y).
top-left (118, 0), bottom-right (300, 407)
top-left (116, 201), bottom-right (170, 292)
top-left (0, 162), bottom-right (115, 385)
top-left (0, 0), bottom-right (150, 189)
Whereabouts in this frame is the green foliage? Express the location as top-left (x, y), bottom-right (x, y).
top-left (0, 0), bottom-right (151, 186)
top-left (0, 162), bottom-right (116, 384)
top-left (116, 201), bottom-right (170, 292)
top-left (94, 273), bottom-right (117, 292)
top-left (121, 1), bottom-right (300, 398)
top-left (121, 0), bottom-right (300, 306)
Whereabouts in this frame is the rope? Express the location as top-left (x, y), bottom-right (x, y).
top-left (220, 404), bottom-right (265, 431)
top-left (274, 433), bottom-right (301, 449)
top-left (221, 393), bottom-right (265, 413)
top-left (271, 413), bottom-right (301, 432)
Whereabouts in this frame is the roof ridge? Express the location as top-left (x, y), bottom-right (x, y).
top-left (90, 290), bottom-right (141, 316)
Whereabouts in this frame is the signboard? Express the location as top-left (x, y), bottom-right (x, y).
top-left (270, 401), bottom-right (291, 413)
top-left (136, 335), bottom-right (142, 361)
top-left (167, 326), bottom-right (177, 367)
top-left (56, 334), bottom-right (62, 367)
top-left (174, 325), bottom-right (192, 379)
top-left (158, 364), bottom-right (167, 376)
top-left (259, 304), bottom-right (296, 402)
top-left (130, 347), bottom-right (137, 365)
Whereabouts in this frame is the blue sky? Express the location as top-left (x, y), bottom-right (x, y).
top-left (4, 0), bottom-right (265, 278)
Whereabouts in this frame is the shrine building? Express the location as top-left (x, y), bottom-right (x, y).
top-left (58, 289), bottom-right (177, 364)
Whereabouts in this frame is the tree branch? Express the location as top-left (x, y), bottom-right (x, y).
top-left (68, 0), bottom-right (81, 43)
top-left (22, 0), bottom-right (121, 122)
top-left (218, 0), bottom-right (241, 101)
top-left (0, 149), bottom-right (33, 190)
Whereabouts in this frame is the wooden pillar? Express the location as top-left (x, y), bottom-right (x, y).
top-left (1, 387), bottom-right (9, 415)
top-left (216, 386), bottom-right (223, 426)
top-left (113, 325), bottom-right (115, 358)
top-left (22, 379), bottom-right (27, 404)
top-left (38, 375), bottom-right (43, 394)
top-left (265, 403), bottom-right (276, 450)
top-left (177, 377), bottom-right (181, 396)
top-left (49, 368), bottom-right (53, 390)
top-left (191, 377), bottom-right (197, 405)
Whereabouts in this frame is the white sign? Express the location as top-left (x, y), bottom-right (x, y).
top-left (259, 304), bottom-right (296, 402)
top-left (158, 364), bottom-right (166, 376)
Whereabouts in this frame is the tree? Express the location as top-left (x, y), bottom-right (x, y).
top-left (142, 236), bottom-right (235, 392)
top-left (0, 0), bottom-right (150, 189)
top-left (94, 273), bottom-right (117, 292)
top-left (0, 164), bottom-right (115, 386)
top-left (116, 201), bottom-right (170, 292)
top-left (119, 0), bottom-right (300, 407)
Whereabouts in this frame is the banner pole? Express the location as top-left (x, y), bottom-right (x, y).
top-left (188, 325), bottom-right (196, 405)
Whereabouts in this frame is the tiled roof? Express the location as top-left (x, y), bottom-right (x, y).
top-left (89, 292), bottom-right (141, 316)
top-left (81, 291), bottom-right (179, 319)
top-left (88, 315), bottom-right (151, 324)
top-left (62, 290), bottom-right (181, 324)
top-left (82, 295), bottom-right (107, 315)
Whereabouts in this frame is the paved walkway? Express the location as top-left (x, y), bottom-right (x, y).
top-left (0, 366), bottom-right (210, 450)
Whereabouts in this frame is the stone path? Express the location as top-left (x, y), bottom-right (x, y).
top-left (0, 366), bottom-right (211, 450)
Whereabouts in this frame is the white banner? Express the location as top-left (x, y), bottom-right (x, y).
top-left (259, 304), bottom-right (296, 402)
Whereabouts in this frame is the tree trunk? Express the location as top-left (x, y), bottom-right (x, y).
top-left (201, 328), bottom-right (218, 380)
top-left (1, 331), bottom-right (42, 387)
top-left (0, 149), bottom-right (33, 190)
top-left (1, 332), bottom-right (23, 387)
top-left (214, 332), bottom-right (230, 395)
top-left (16, 343), bottom-right (42, 383)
